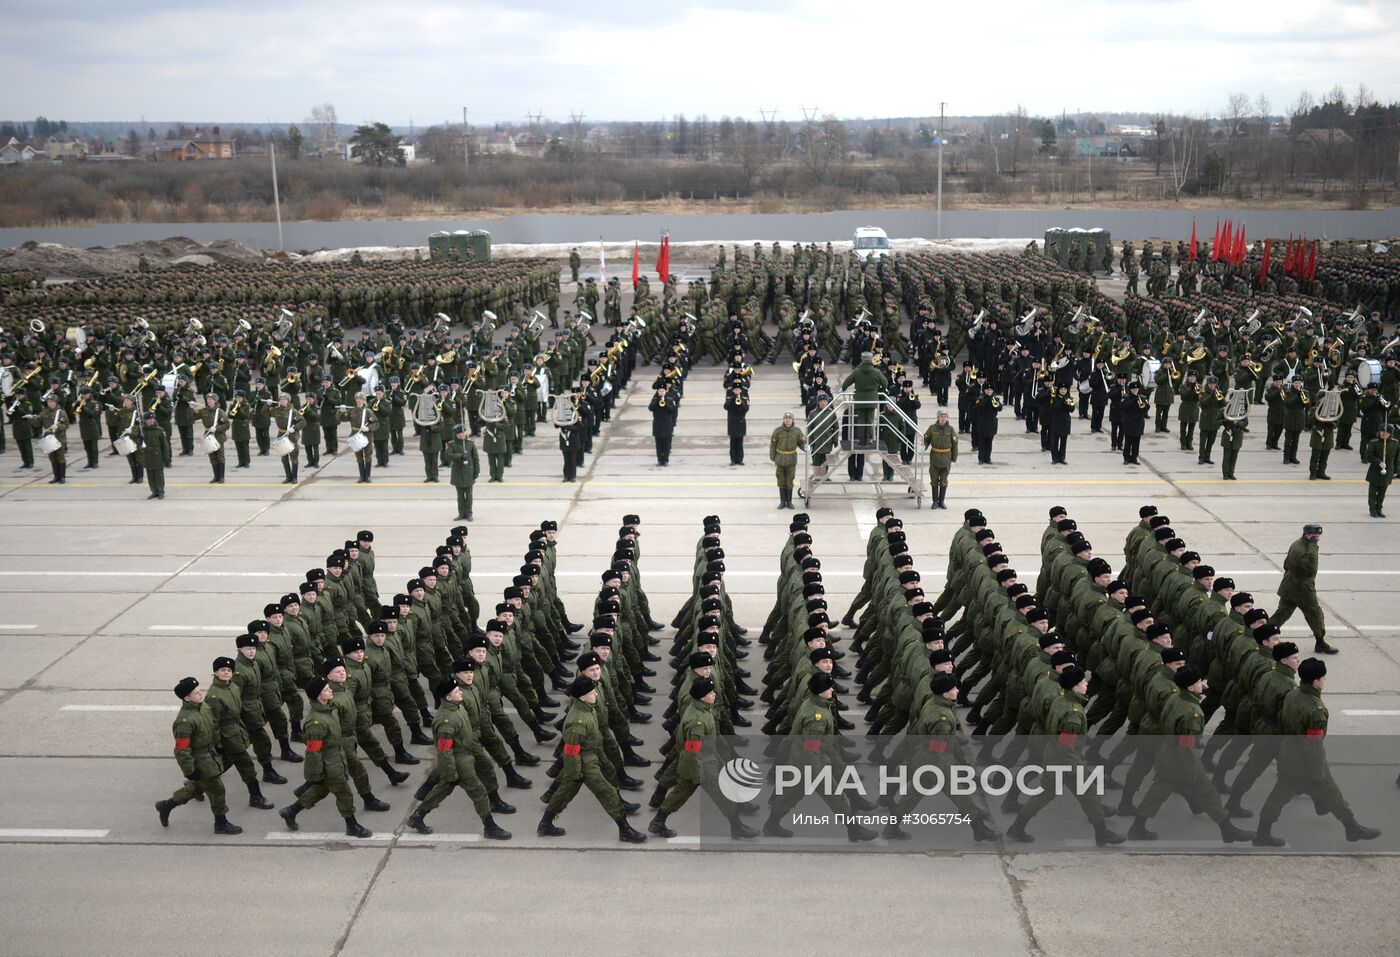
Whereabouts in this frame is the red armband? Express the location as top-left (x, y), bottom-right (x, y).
top-left (683, 739), bottom-right (702, 754)
top-left (436, 738), bottom-right (454, 751)
top-left (928, 738), bottom-right (948, 754)
top-left (173, 737), bottom-right (191, 751)
top-left (1176, 734), bottom-right (1197, 749)
top-left (1305, 728), bottom-right (1326, 740)
top-left (1058, 732), bottom-right (1078, 746)
top-left (801, 738), bottom-right (821, 753)
top-left (305, 739), bottom-right (324, 753)
top-left (563, 743), bottom-right (582, 757)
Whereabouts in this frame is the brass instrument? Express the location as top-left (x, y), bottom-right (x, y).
top-left (1187, 308), bottom-right (1215, 340)
top-left (966, 308), bottom-right (986, 335)
top-left (1065, 306), bottom-right (1085, 335)
top-left (1289, 306), bottom-right (1313, 335)
top-left (1259, 337), bottom-right (1282, 363)
top-left (1241, 309), bottom-right (1262, 337)
top-left (262, 345), bottom-right (282, 374)
top-left (29, 319), bottom-right (46, 334)
top-left (279, 369), bottom-right (301, 392)
top-left (134, 366), bottom-right (160, 393)
top-left (1015, 308), bottom-right (1038, 337)
top-left (1314, 389), bottom-right (1342, 423)
top-left (435, 349), bottom-right (457, 365)
top-left (272, 309), bottom-right (294, 340)
top-left (1223, 389), bottom-right (1250, 422)
top-left (431, 313), bottom-right (452, 338)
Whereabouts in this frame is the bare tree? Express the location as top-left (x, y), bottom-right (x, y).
top-left (1008, 105), bottom-right (1029, 179)
top-left (1168, 117), bottom-right (1207, 200)
top-left (307, 103), bottom-right (338, 158)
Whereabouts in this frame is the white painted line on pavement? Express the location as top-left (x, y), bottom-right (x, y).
top-left (264, 831), bottom-right (393, 842)
top-left (0, 828), bottom-right (110, 839)
top-left (60, 704), bottom-right (179, 712)
top-left (666, 835), bottom-right (702, 845)
top-left (0, 624), bottom-right (38, 630)
top-left (1342, 710), bottom-right (1400, 717)
top-left (149, 626), bottom-right (246, 632)
top-left (398, 833), bottom-right (482, 843)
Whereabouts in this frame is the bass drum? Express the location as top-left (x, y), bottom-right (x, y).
top-left (1355, 358), bottom-right (1382, 387)
top-left (160, 372), bottom-right (178, 394)
top-left (1140, 357), bottom-right (1162, 390)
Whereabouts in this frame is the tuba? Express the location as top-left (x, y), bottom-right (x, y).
top-left (1340, 306), bottom-right (1366, 336)
top-left (1313, 389), bottom-right (1342, 423)
top-left (431, 313), bottom-right (452, 339)
top-left (1223, 388), bottom-right (1250, 422)
top-left (1187, 308), bottom-right (1214, 340)
top-left (1015, 308), bottom-right (1038, 337)
top-left (1289, 306), bottom-right (1313, 335)
top-left (966, 308), bottom-right (986, 335)
top-left (1241, 309), bottom-right (1262, 337)
top-left (272, 309), bottom-right (294, 340)
top-left (1065, 306), bottom-right (1085, 335)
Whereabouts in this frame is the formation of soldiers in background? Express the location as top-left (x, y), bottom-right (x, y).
top-left (4, 234), bottom-right (1399, 513)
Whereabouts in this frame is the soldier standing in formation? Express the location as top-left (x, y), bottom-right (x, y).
top-left (769, 411), bottom-right (806, 509)
top-left (921, 408), bottom-right (957, 509)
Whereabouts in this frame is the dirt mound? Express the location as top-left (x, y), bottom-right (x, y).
top-left (0, 236), bottom-right (264, 280)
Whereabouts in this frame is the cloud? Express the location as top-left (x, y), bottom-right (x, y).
top-left (1, 0), bottom-right (1397, 124)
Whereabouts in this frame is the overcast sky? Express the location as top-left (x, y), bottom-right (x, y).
top-left (3, 0), bottom-right (1397, 126)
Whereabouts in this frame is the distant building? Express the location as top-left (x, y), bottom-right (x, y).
top-left (0, 137), bottom-right (43, 164)
top-left (43, 138), bottom-right (89, 159)
top-left (145, 130), bottom-right (235, 161)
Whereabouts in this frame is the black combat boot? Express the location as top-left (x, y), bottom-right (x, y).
top-left (361, 793), bottom-right (390, 812)
top-left (392, 745), bottom-right (421, 766)
top-left (409, 727), bottom-right (433, 747)
top-left (648, 811), bottom-right (676, 838)
top-left (510, 741), bottom-right (540, 766)
top-left (247, 782), bottom-right (274, 809)
top-left (1252, 822), bottom-right (1285, 847)
top-left (277, 738), bottom-right (303, 763)
top-left (503, 765), bottom-right (532, 789)
top-left (1345, 821), bottom-right (1382, 842)
top-left (482, 816), bottom-right (512, 840)
top-left (290, 720), bottom-right (304, 743)
top-left (622, 745), bottom-right (651, 768)
top-left (344, 815), bottom-right (372, 838)
top-left (531, 722), bottom-right (557, 744)
top-left (537, 812), bottom-right (565, 837)
top-left (617, 816), bottom-right (648, 843)
top-left (377, 760), bottom-right (410, 785)
top-left (406, 808), bottom-right (433, 834)
top-left (261, 762), bottom-right (288, 785)
top-left (213, 814), bottom-right (243, 835)
top-left (278, 803), bottom-right (302, 831)
top-left (648, 785), bottom-right (669, 809)
top-left (762, 811), bottom-right (793, 838)
top-left (1094, 822), bottom-right (1126, 845)
top-left (971, 814), bottom-right (1000, 842)
top-left (488, 791), bottom-right (517, 814)
top-left (155, 799), bottom-right (176, 827)
top-left (1219, 820), bottom-right (1254, 843)
top-left (413, 776), bottom-right (436, 801)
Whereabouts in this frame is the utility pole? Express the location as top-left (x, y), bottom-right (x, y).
top-left (937, 102), bottom-right (945, 239)
top-left (270, 141), bottom-right (283, 251)
top-left (463, 107), bottom-right (469, 170)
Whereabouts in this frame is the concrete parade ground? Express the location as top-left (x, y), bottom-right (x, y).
top-left (4, 349), bottom-right (1400, 956)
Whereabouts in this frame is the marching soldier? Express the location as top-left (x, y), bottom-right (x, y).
top-left (76, 386), bottom-right (102, 469)
top-left (1307, 404), bottom-right (1336, 480)
top-left (446, 423), bottom-right (479, 521)
top-left (536, 674), bottom-right (647, 843)
top-left (482, 401), bottom-right (508, 482)
top-left (154, 676), bottom-right (242, 835)
top-left (272, 393), bottom-right (302, 485)
top-left (228, 391), bottom-right (252, 468)
top-left (369, 384), bottom-right (392, 468)
top-left (299, 392), bottom-right (321, 468)
top-left (1272, 524), bottom-right (1336, 654)
top-left (649, 382), bottom-right (679, 466)
top-left (724, 384), bottom-right (749, 465)
top-left (205, 656), bottom-right (277, 811)
top-left (277, 676), bottom-right (374, 838)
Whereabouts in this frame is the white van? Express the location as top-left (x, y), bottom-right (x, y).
top-left (853, 226), bottom-right (891, 259)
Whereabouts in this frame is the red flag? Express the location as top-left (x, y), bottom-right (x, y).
top-left (1282, 234), bottom-right (1293, 276)
top-left (1258, 238), bottom-right (1271, 286)
top-left (1189, 221), bottom-right (1198, 261)
top-left (655, 233), bottom-right (670, 283)
top-left (1235, 224), bottom-right (1246, 266)
top-left (1219, 221), bottom-right (1232, 262)
top-left (631, 241), bottom-right (640, 290)
top-left (1307, 240), bottom-right (1318, 281)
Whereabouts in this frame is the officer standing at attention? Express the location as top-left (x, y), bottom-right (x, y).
top-left (154, 676), bottom-right (242, 835)
top-left (1272, 524), bottom-right (1337, 654)
top-left (921, 409), bottom-right (957, 509)
top-left (1365, 424), bottom-right (1398, 518)
top-left (446, 423), bottom-right (479, 521)
top-left (769, 411), bottom-right (806, 509)
top-left (141, 411), bottom-right (170, 500)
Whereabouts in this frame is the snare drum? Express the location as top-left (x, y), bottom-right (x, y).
top-left (114, 435), bottom-right (138, 457)
top-left (271, 435), bottom-right (296, 457)
top-left (37, 434), bottom-right (61, 455)
top-left (196, 432), bottom-right (222, 455)
top-left (347, 432), bottom-right (370, 453)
